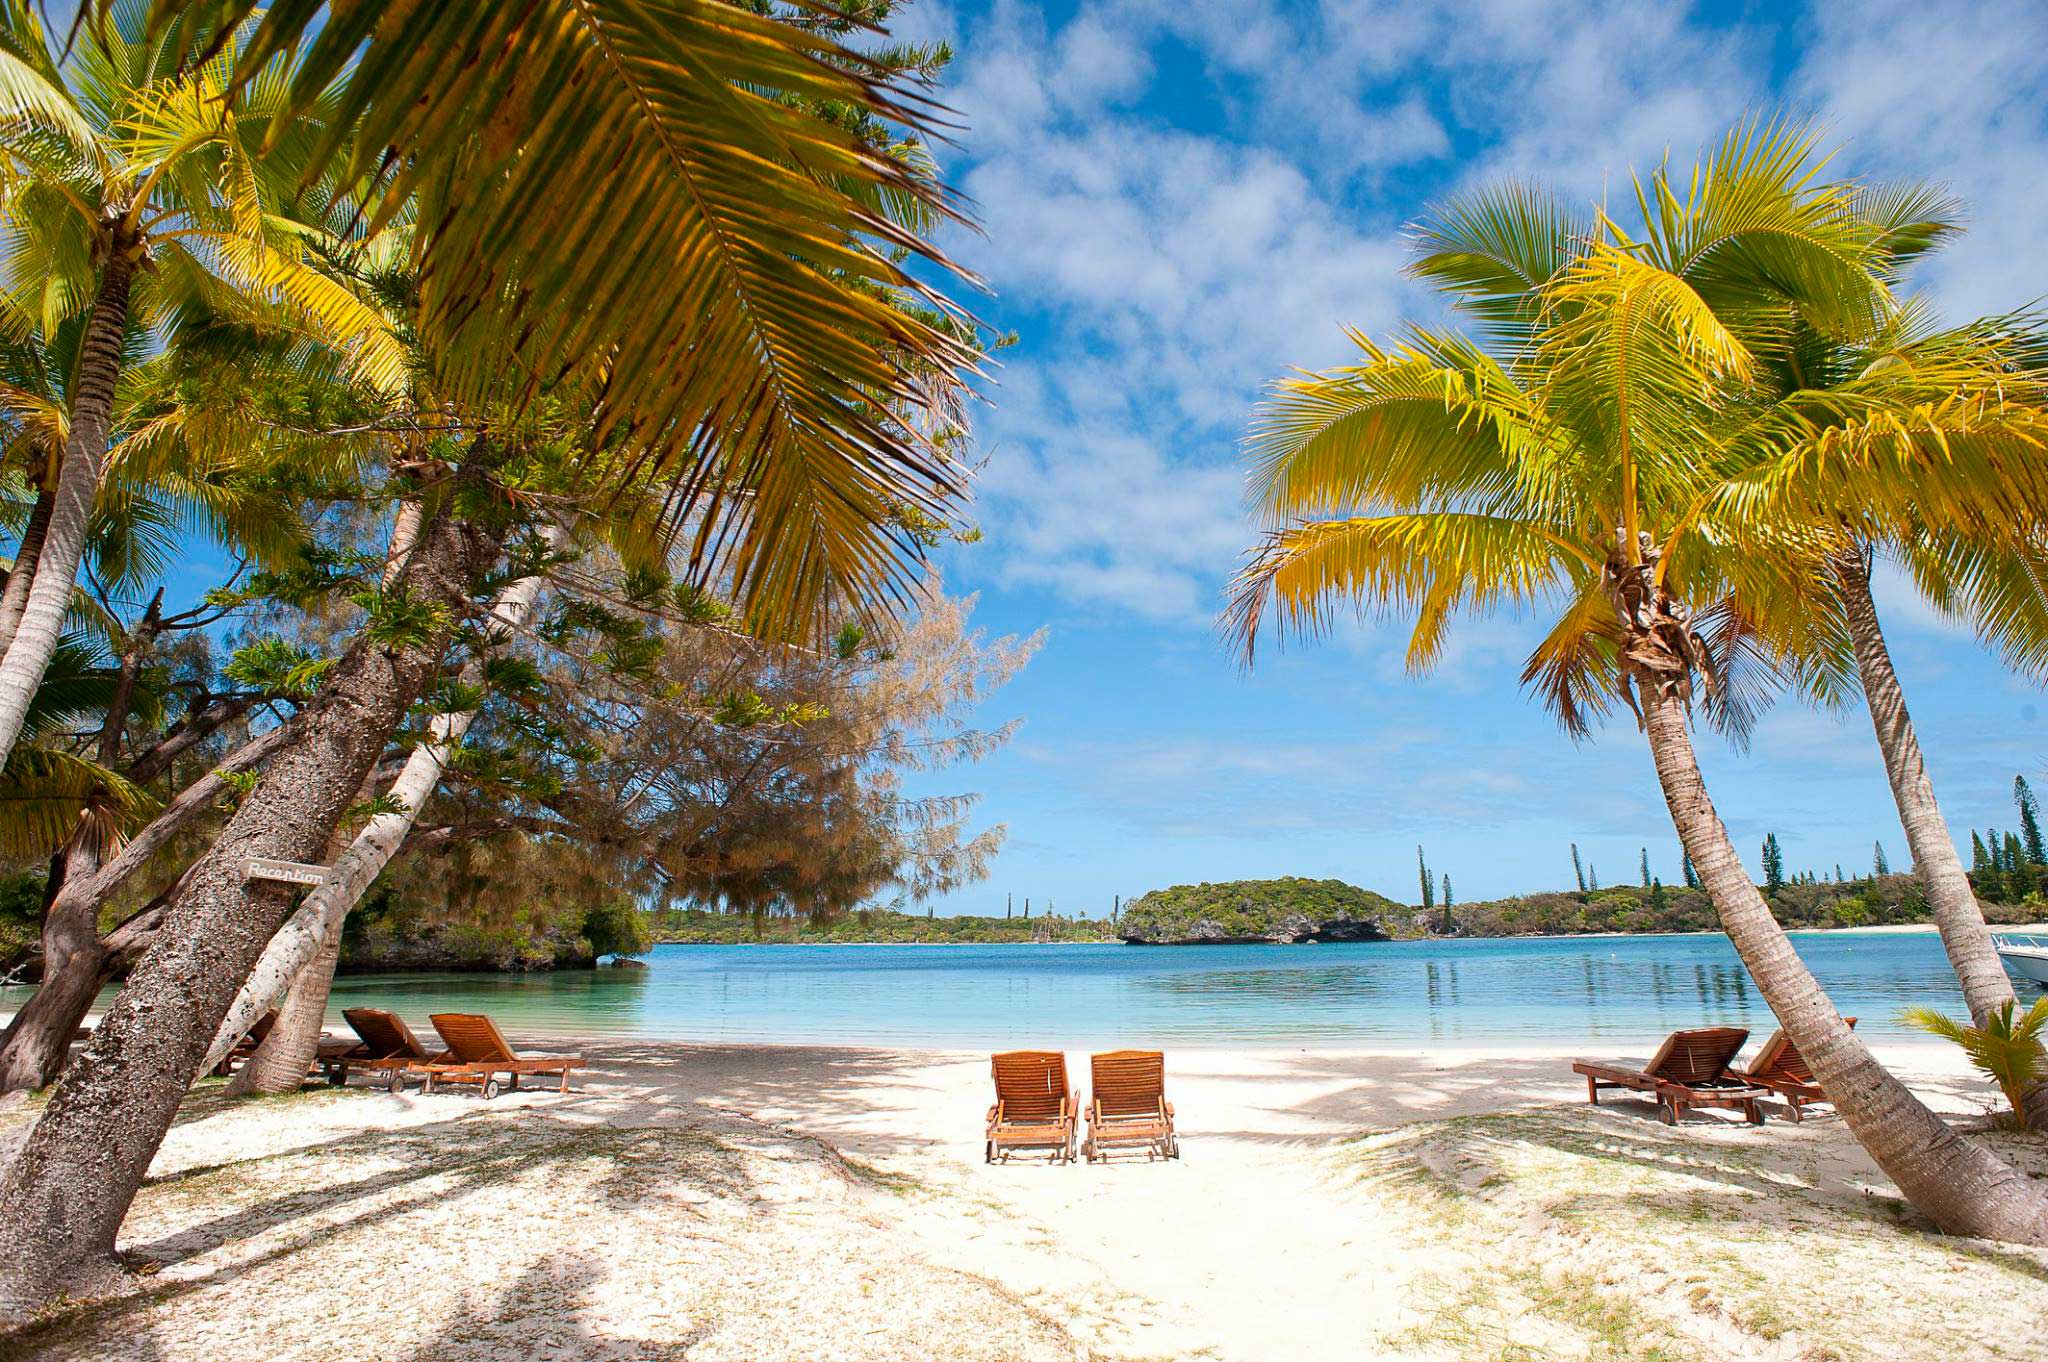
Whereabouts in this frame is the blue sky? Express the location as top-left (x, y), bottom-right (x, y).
top-left (890, 0), bottom-right (2048, 915)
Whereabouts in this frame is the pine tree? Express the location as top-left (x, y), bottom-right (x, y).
top-left (1650, 877), bottom-right (1667, 913)
top-left (1589, 865), bottom-right (1600, 891)
top-left (1006, 893), bottom-right (1012, 920)
top-left (1973, 830), bottom-right (1993, 872)
top-left (1418, 845), bottom-right (1434, 909)
top-left (2019, 776), bottom-right (2046, 865)
top-left (1571, 843), bottom-right (1586, 894)
top-left (1873, 840), bottom-right (1890, 877)
top-left (2006, 833), bottom-right (2034, 900)
top-left (1640, 847), bottom-right (1651, 889)
top-left (1442, 873), bottom-right (1453, 909)
top-left (1835, 863), bottom-right (1843, 883)
top-left (1682, 851), bottom-right (1699, 890)
top-left (1762, 833), bottom-right (1785, 893)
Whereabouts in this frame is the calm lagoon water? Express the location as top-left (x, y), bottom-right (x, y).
top-left (284, 929), bottom-right (2040, 1050)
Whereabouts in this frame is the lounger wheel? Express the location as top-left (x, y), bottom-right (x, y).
top-left (483, 1077), bottom-right (501, 1100)
top-left (387, 1069), bottom-right (406, 1094)
top-left (1745, 1103), bottom-right (1765, 1126)
top-left (1657, 1101), bottom-right (1677, 1125)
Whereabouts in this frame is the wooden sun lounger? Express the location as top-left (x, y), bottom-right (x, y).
top-left (411, 1013), bottom-right (584, 1098)
top-left (986, 1051), bottom-right (1078, 1163)
top-left (1737, 1017), bottom-right (1856, 1121)
top-left (1572, 1026), bottom-right (1767, 1125)
top-left (324, 1007), bottom-right (448, 1091)
top-left (1084, 1050), bottom-right (1179, 1162)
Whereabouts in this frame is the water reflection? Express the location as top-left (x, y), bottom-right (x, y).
top-left (0, 930), bottom-right (1992, 1048)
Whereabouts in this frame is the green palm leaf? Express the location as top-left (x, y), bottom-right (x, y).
top-left (140, 0), bottom-right (982, 637)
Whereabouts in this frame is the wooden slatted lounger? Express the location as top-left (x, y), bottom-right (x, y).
top-left (413, 1013), bottom-right (585, 1098)
top-left (1737, 1017), bottom-right (1856, 1122)
top-left (326, 1007), bottom-right (448, 1091)
top-left (1084, 1049), bottom-right (1179, 1162)
top-left (1571, 1026), bottom-right (1767, 1125)
top-left (986, 1051), bottom-right (1078, 1163)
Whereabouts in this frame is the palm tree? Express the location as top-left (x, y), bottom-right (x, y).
top-left (0, 4), bottom-right (399, 771)
top-left (1417, 175), bottom-right (2048, 1124)
top-left (1225, 124), bottom-right (2048, 1243)
top-left (0, 2), bottom-right (989, 1322)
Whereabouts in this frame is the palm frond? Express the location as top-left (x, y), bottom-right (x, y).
top-left (149, 0), bottom-right (983, 638)
top-left (0, 743), bottom-right (157, 864)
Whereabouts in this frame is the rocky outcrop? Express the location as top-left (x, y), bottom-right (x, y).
top-left (1116, 878), bottom-right (1397, 945)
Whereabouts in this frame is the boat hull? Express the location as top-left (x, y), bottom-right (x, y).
top-left (1999, 949), bottom-right (2048, 987)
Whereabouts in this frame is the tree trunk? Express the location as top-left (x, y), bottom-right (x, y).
top-left (1641, 681), bottom-right (2048, 1244)
top-left (0, 246), bottom-right (139, 770)
top-left (0, 721), bottom-right (299, 1092)
top-left (208, 523), bottom-right (565, 1086)
top-left (1828, 543), bottom-right (2048, 1126)
top-left (0, 484), bottom-right (56, 655)
top-left (0, 507), bottom-right (495, 1322)
top-left (226, 912), bottom-right (343, 1095)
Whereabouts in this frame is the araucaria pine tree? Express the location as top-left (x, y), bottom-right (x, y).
top-left (1418, 845), bottom-right (1435, 909)
top-left (1571, 842), bottom-right (1587, 894)
top-left (1640, 847), bottom-right (1651, 889)
top-left (1875, 841), bottom-right (1891, 877)
top-left (2018, 776), bottom-right (2045, 865)
top-left (1682, 851), bottom-right (1700, 890)
top-left (1762, 834), bottom-right (1785, 894)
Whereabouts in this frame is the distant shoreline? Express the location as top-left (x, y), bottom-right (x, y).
top-left (644, 920), bottom-right (2048, 948)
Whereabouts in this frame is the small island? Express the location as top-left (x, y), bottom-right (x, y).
top-left (1117, 877), bottom-right (1400, 944)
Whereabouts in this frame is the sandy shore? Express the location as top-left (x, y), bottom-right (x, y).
top-left (1, 1037), bottom-right (2043, 1361)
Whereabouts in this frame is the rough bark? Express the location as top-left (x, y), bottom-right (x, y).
top-left (210, 523), bottom-right (564, 1088)
top-left (0, 507), bottom-right (496, 1322)
top-left (1641, 681), bottom-right (2048, 1244)
top-left (0, 243), bottom-right (139, 769)
top-left (1828, 544), bottom-right (2048, 1126)
top-left (0, 721), bottom-right (299, 1092)
top-left (0, 484), bottom-right (55, 655)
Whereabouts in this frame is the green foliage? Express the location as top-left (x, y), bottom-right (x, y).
top-left (1681, 851), bottom-right (1699, 890)
top-left (1417, 845), bottom-right (1434, 910)
top-left (651, 905), bottom-right (1115, 945)
top-left (1761, 833), bottom-right (1785, 894)
top-left (1902, 998), bottom-right (2048, 1129)
top-left (347, 584), bottom-right (453, 651)
top-left (1873, 840), bottom-right (1890, 877)
top-left (0, 868), bottom-right (44, 972)
top-left (223, 637), bottom-right (333, 699)
top-left (1118, 878), bottom-right (1401, 942)
top-left (1571, 842), bottom-right (1586, 894)
top-left (582, 898), bottom-right (652, 958)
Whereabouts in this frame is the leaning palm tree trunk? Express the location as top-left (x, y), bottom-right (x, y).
top-left (1827, 543), bottom-right (2048, 1126)
top-left (0, 484), bottom-right (55, 655)
top-left (1642, 682), bottom-right (2048, 1243)
top-left (216, 527), bottom-right (563, 1091)
top-left (0, 249), bottom-right (139, 770)
top-left (0, 507), bottom-right (496, 1323)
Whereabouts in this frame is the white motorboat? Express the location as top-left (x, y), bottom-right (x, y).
top-left (1996, 933), bottom-right (2048, 987)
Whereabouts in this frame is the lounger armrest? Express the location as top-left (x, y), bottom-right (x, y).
top-left (1164, 1101), bottom-right (1175, 1117)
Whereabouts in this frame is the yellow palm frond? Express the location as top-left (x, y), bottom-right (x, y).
top-left (1224, 511), bottom-right (1585, 668)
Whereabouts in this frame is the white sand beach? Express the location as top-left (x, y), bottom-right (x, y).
top-left (1, 1036), bottom-right (2042, 1362)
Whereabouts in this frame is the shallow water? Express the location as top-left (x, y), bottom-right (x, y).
top-left (10, 929), bottom-right (2034, 1050)
top-left (297, 929), bottom-right (2035, 1048)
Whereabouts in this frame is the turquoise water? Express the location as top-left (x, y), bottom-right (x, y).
top-left (285, 930), bottom-right (2037, 1049)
